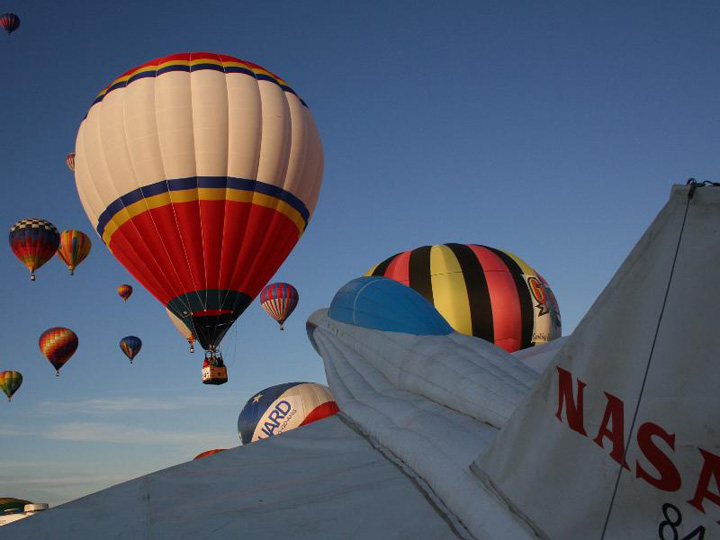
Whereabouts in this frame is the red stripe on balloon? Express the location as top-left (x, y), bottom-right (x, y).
top-left (107, 200), bottom-right (302, 307)
top-left (467, 245), bottom-right (523, 353)
top-left (300, 401), bottom-right (340, 426)
top-left (384, 250), bottom-right (411, 285)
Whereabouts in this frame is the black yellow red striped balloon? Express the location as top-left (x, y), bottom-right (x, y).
top-left (366, 244), bottom-right (561, 352)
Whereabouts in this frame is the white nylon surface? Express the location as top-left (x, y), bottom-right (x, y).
top-left (308, 312), bottom-right (540, 539)
top-left (473, 185), bottom-right (720, 537)
top-left (1, 417), bottom-right (460, 540)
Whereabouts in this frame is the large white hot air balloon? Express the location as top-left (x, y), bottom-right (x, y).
top-left (73, 53), bottom-right (324, 383)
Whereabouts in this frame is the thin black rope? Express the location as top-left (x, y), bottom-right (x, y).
top-left (600, 182), bottom-right (698, 538)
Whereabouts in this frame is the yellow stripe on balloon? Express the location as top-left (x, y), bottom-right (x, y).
top-left (429, 245), bottom-right (473, 336)
top-left (500, 249), bottom-right (537, 277)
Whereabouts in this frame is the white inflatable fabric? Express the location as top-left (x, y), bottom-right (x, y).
top-left (473, 184), bottom-right (720, 538)
top-left (308, 312), bottom-right (541, 539)
top-left (512, 335), bottom-right (569, 373)
top-left (308, 314), bottom-right (538, 430)
top-left (1, 416), bottom-right (462, 539)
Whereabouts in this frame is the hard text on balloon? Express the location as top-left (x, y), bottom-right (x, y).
top-left (259, 400), bottom-right (298, 439)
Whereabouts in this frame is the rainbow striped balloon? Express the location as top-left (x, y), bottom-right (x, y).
top-left (65, 152), bottom-right (75, 173)
top-left (9, 218), bottom-right (60, 281)
top-left (0, 371), bottom-right (22, 402)
top-left (119, 336), bottom-right (142, 364)
top-left (259, 282), bottom-right (299, 330)
top-left (39, 327), bottom-right (78, 375)
top-left (56, 230), bottom-right (92, 275)
top-left (366, 244), bottom-right (562, 353)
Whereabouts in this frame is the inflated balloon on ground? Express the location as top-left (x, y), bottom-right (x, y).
top-left (193, 449), bottom-right (227, 460)
top-left (238, 382), bottom-right (339, 444)
top-left (366, 243), bottom-right (561, 352)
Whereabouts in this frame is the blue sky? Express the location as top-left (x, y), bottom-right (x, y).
top-left (1, 0), bottom-right (719, 506)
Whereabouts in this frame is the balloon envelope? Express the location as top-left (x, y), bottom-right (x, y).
top-left (56, 230), bottom-right (92, 275)
top-left (119, 336), bottom-right (142, 363)
top-left (38, 328), bottom-right (78, 374)
top-left (66, 153), bottom-right (75, 173)
top-left (117, 284), bottom-right (133, 302)
top-left (165, 308), bottom-right (195, 352)
top-left (193, 449), bottom-right (227, 460)
top-left (9, 218), bottom-right (60, 281)
top-left (0, 13), bottom-right (20, 35)
top-left (73, 52), bottom-right (324, 354)
top-left (0, 371), bottom-right (22, 402)
top-left (260, 282), bottom-right (299, 329)
top-left (238, 382), bottom-right (339, 444)
top-left (366, 244), bottom-right (561, 352)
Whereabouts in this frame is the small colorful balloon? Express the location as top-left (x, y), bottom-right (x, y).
top-left (119, 336), bottom-right (142, 364)
top-left (117, 284), bottom-right (133, 302)
top-left (0, 371), bottom-right (23, 402)
top-left (65, 153), bottom-right (75, 173)
top-left (260, 282), bottom-right (299, 331)
top-left (0, 13), bottom-right (20, 35)
top-left (56, 230), bottom-right (91, 275)
top-left (39, 327), bottom-right (78, 375)
top-left (9, 218), bottom-right (60, 281)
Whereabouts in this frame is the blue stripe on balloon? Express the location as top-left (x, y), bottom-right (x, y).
top-left (95, 176), bottom-right (311, 240)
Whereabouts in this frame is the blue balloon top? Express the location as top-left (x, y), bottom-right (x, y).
top-left (328, 277), bottom-right (453, 335)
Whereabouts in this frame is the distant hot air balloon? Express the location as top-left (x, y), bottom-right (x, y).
top-left (39, 327), bottom-right (78, 375)
top-left (166, 308), bottom-right (196, 353)
top-left (56, 230), bottom-right (91, 275)
top-left (260, 282), bottom-right (299, 331)
top-left (238, 382), bottom-right (339, 444)
top-left (0, 13), bottom-right (20, 35)
top-left (117, 284), bottom-right (133, 302)
top-left (0, 371), bottom-right (23, 402)
top-left (65, 153), bottom-right (75, 173)
top-left (193, 449), bottom-right (227, 460)
top-left (119, 336), bottom-right (142, 364)
top-left (366, 244), bottom-right (561, 353)
top-left (9, 218), bottom-right (60, 281)
top-left (73, 53), bottom-right (324, 382)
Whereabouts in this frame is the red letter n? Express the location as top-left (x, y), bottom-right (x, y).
top-left (555, 367), bottom-right (587, 436)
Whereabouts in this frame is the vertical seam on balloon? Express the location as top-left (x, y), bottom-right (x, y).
top-left (216, 56), bottom-right (236, 326)
top-left (155, 59), bottom-right (206, 321)
top-left (238, 80), bottom-right (292, 310)
top-left (119, 70), bottom-right (194, 317)
top-left (88, 94), bottom-right (177, 305)
top-left (188, 52), bottom-right (212, 331)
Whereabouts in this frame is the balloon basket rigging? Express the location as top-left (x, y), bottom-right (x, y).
top-left (202, 351), bottom-right (228, 385)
